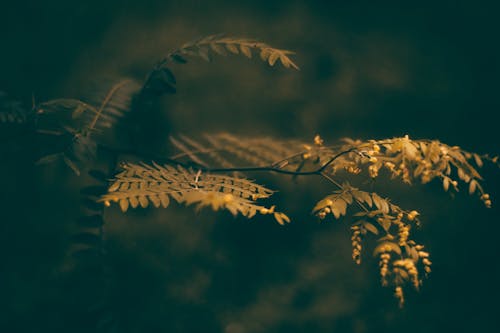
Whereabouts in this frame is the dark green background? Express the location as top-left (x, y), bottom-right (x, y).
top-left (1, 1), bottom-right (499, 332)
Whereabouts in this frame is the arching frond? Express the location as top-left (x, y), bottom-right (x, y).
top-left (169, 133), bottom-right (306, 169)
top-left (159, 34), bottom-right (300, 70)
top-left (37, 79), bottom-right (141, 134)
top-left (100, 162), bottom-right (290, 225)
top-left (37, 99), bottom-right (98, 131)
top-left (84, 79), bottom-right (141, 132)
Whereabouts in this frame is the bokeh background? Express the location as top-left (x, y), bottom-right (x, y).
top-left (1, 1), bottom-right (499, 332)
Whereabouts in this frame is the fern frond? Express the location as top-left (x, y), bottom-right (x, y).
top-left (313, 183), bottom-right (430, 307)
top-left (161, 35), bottom-right (299, 70)
top-left (37, 79), bottom-right (140, 133)
top-left (36, 98), bottom-right (97, 141)
top-left (170, 133), bottom-right (305, 169)
top-left (84, 79), bottom-right (141, 132)
top-left (100, 162), bottom-right (290, 225)
top-left (38, 98), bottom-right (96, 112)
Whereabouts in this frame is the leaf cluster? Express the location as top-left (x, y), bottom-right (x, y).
top-left (323, 135), bottom-right (496, 207)
top-left (100, 162), bottom-right (290, 224)
top-left (160, 34), bottom-right (299, 69)
top-left (312, 183), bottom-right (430, 305)
top-left (163, 132), bottom-right (497, 305)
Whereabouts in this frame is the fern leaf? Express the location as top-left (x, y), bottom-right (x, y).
top-left (38, 98), bottom-right (98, 118)
top-left (84, 79), bottom-right (141, 132)
top-left (162, 35), bottom-right (299, 70)
top-left (169, 133), bottom-right (304, 170)
top-left (100, 162), bottom-right (290, 224)
top-left (37, 79), bottom-right (140, 134)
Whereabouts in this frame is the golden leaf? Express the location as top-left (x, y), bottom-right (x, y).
top-left (240, 45), bottom-right (252, 58)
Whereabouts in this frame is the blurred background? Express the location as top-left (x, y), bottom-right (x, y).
top-left (1, 1), bottom-right (499, 332)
